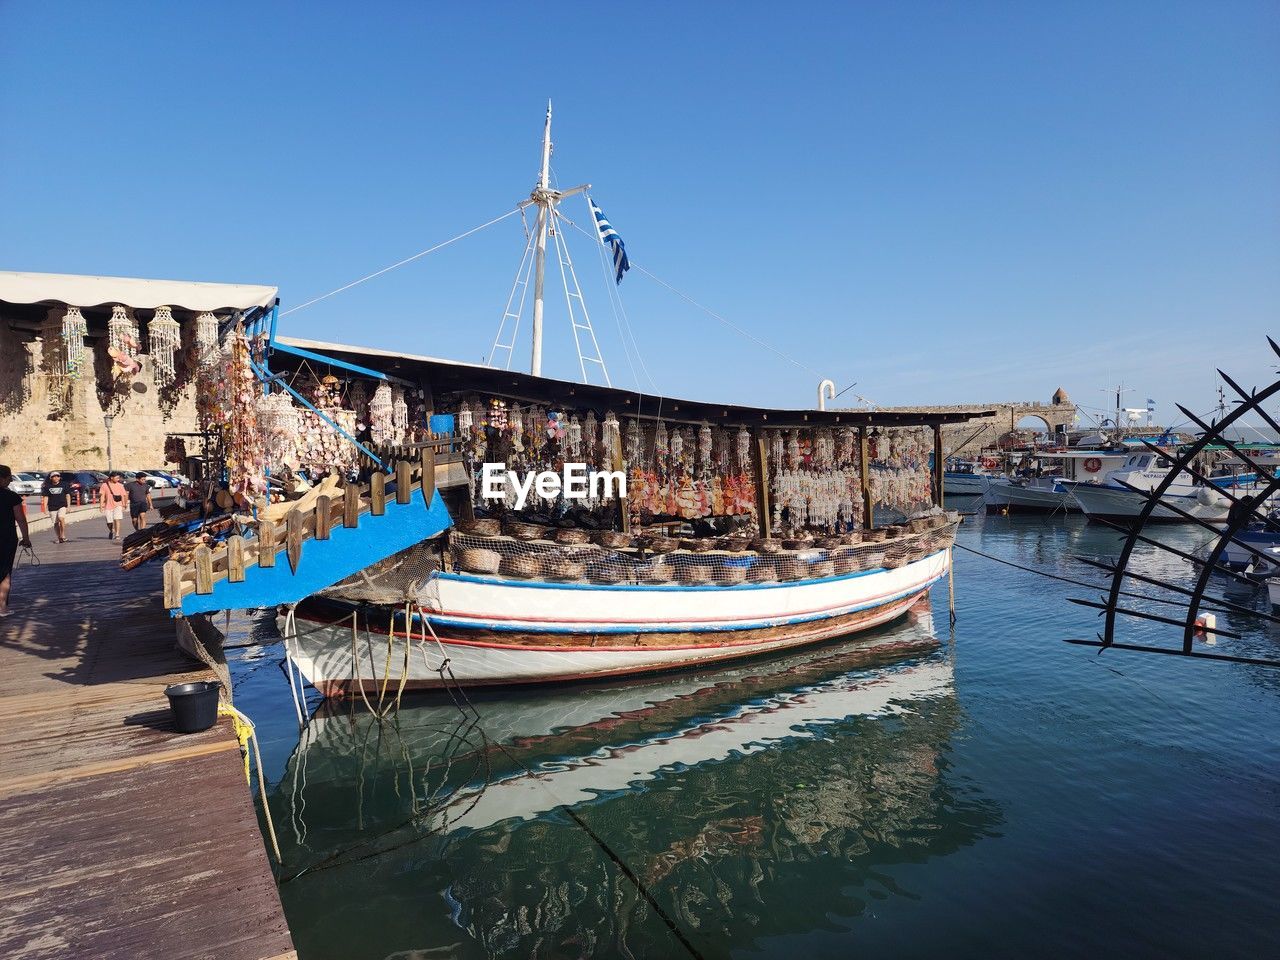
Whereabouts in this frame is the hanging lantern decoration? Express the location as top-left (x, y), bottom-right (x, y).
top-left (370, 382), bottom-right (394, 443)
top-left (735, 427), bottom-right (752, 471)
top-left (147, 305), bottom-right (181, 387)
top-left (59, 306), bottom-right (88, 382)
top-left (392, 387), bottom-right (409, 441)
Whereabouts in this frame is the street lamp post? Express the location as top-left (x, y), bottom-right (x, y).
top-left (103, 414), bottom-right (114, 472)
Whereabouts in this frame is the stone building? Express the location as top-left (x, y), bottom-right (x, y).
top-left (0, 271), bottom-right (276, 472)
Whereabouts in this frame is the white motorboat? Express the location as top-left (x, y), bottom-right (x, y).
top-left (942, 459), bottom-right (995, 496)
top-left (1064, 451), bottom-right (1257, 524)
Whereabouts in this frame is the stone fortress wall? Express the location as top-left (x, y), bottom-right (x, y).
top-left (0, 319), bottom-right (197, 473)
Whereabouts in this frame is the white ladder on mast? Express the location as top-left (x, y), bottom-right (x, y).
top-left (487, 226), bottom-right (536, 370)
top-left (552, 212), bottom-right (611, 386)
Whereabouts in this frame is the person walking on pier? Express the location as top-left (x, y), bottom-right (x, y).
top-left (41, 470), bottom-right (71, 543)
top-left (0, 464), bottom-right (33, 618)
top-left (126, 472), bottom-right (153, 532)
top-left (99, 472), bottom-right (128, 541)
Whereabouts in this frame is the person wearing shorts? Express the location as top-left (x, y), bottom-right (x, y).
top-left (41, 470), bottom-right (71, 543)
top-left (0, 464), bottom-right (32, 618)
top-left (126, 473), bottom-right (153, 531)
top-left (98, 472), bottom-right (128, 541)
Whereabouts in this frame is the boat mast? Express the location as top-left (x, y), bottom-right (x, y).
top-left (530, 101), bottom-right (554, 377)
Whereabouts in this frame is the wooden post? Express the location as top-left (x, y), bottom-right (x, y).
top-left (859, 427), bottom-right (873, 529)
top-left (163, 560), bottom-right (183, 609)
top-left (258, 519), bottom-right (277, 567)
top-left (344, 482), bottom-right (360, 528)
top-left (753, 432), bottom-right (772, 540)
top-left (315, 495), bottom-right (333, 540)
top-left (420, 446), bottom-right (436, 505)
top-left (193, 545), bottom-right (214, 595)
top-left (395, 460), bottom-right (412, 504)
top-left (370, 472), bottom-right (386, 516)
top-left (227, 535), bottom-right (246, 582)
top-left (612, 440), bottom-right (630, 534)
top-left (286, 509), bottom-right (304, 573)
top-left (933, 423), bottom-right (945, 508)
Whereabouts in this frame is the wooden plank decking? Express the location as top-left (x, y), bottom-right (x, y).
top-left (0, 534), bottom-right (295, 960)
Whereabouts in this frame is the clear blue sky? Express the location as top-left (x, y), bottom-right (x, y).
top-left (3, 1), bottom-right (1277, 428)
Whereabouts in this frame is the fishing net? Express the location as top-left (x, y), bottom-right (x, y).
top-left (319, 539), bottom-right (445, 605)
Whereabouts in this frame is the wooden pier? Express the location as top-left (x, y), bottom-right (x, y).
top-left (0, 535), bottom-right (296, 960)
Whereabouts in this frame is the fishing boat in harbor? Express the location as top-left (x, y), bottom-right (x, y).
top-left (942, 458), bottom-right (996, 496)
top-left (984, 449), bottom-right (1128, 515)
top-left (1063, 450), bottom-right (1258, 523)
top-left (154, 104), bottom-right (989, 695)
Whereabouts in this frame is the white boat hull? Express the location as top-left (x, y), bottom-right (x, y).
top-left (290, 549), bottom-right (950, 692)
top-left (1066, 482), bottom-right (1231, 523)
top-left (943, 473), bottom-right (990, 496)
top-left (984, 480), bottom-right (1078, 514)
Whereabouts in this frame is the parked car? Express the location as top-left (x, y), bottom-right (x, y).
top-left (8, 472), bottom-right (44, 496)
top-left (58, 471), bottom-right (102, 503)
top-left (136, 470), bottom-right (176, 489)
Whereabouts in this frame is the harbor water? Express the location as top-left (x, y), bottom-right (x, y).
top-left (230, 504), bottom-right (1280, 959)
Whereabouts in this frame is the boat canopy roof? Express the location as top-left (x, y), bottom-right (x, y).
top-left (274, 336), bottom-right (995, 429)
top-left (0, 270), bottom-right (278, 313)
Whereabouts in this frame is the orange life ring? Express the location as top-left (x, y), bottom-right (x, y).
top-left (1083, 457), bottom-right (1102, 473)
top-left (981, 457), bottom-right (999, 470)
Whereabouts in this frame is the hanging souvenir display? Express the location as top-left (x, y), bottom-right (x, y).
top-left (867, 427), bottom-right (933, 513)
top-left (349, 380), bottom-right (369, 430)
top-left (223, 327), bottom-right (266, 501)
top-left (370, 382), bottom-right (394, 444)
top-left (583, 410), bottom-right (599, 462)
top-left (567, 415), bottom-right (583, 460)
top-left (698, 423), bottom-right (713, 472)
top-left (735, 426), bottom-right (751, 471)
top-left (194, 312), bottom-right (219, 369)
top-left (769, 430), bottom-right (784, 471)
top-left (107, 305), bottom-right (141, 379)
top-left (392, 387), bottom-right (409, 441)
top-left (258, 391), bottom-right (300, 469)
top-left (148, 306), bottom-right (181, 387)
top-left (603, 412), bottom-right (621, 465)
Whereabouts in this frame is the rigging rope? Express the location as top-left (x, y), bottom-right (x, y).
top-left (280, 207), bottom-right (524, 317)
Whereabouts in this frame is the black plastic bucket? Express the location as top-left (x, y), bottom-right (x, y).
top-left (164, 680), bottom-right (221, 733)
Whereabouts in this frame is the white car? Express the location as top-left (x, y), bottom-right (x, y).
top-left (8, 472), bottom-right (44, 496)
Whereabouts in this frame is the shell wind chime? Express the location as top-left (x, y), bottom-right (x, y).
top-left (566, 415), bottom-right (583, 460)
top-left (392, 387), bottom-right (409, 441)
top-left (604, 412), bottom-right (622, 465)
top-left (258, 391), bottom-right (300, 469)
top-left (583, 410), bottom-right (599, 460)
top-left (370, 382), bottom-right (394, 444)
top-left (735, 426), bottom-right (751, 471)
top-left (194, 312), bottom-right (219, 370)
top-left (148, 306), bottom-right (181, 387)
top-left (107, 305), bottom-right (142, 379)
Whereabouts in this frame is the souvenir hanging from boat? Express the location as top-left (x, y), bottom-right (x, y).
top-left (868, 427), bottom-right (934, 513)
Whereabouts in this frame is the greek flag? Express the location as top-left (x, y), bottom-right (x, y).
top-left (589, 197), bottom-right (630, 285)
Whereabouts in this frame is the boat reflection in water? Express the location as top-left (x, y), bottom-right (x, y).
top-left (273, 598), bottom-right (1001, 960)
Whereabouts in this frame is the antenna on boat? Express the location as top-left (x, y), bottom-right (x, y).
top-left (530, 100), bottom-right (554, 378)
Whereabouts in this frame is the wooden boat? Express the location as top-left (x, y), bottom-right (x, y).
top-left (288, 523), bottom-right (957, 694)
top-left (156, 105), bottom-right (986, 697)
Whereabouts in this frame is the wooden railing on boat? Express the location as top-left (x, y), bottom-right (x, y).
top-left (163, 445), bottom-right (461, 612)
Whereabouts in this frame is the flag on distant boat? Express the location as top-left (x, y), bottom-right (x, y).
top-left (589, 197), bottom-right (630, 285)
